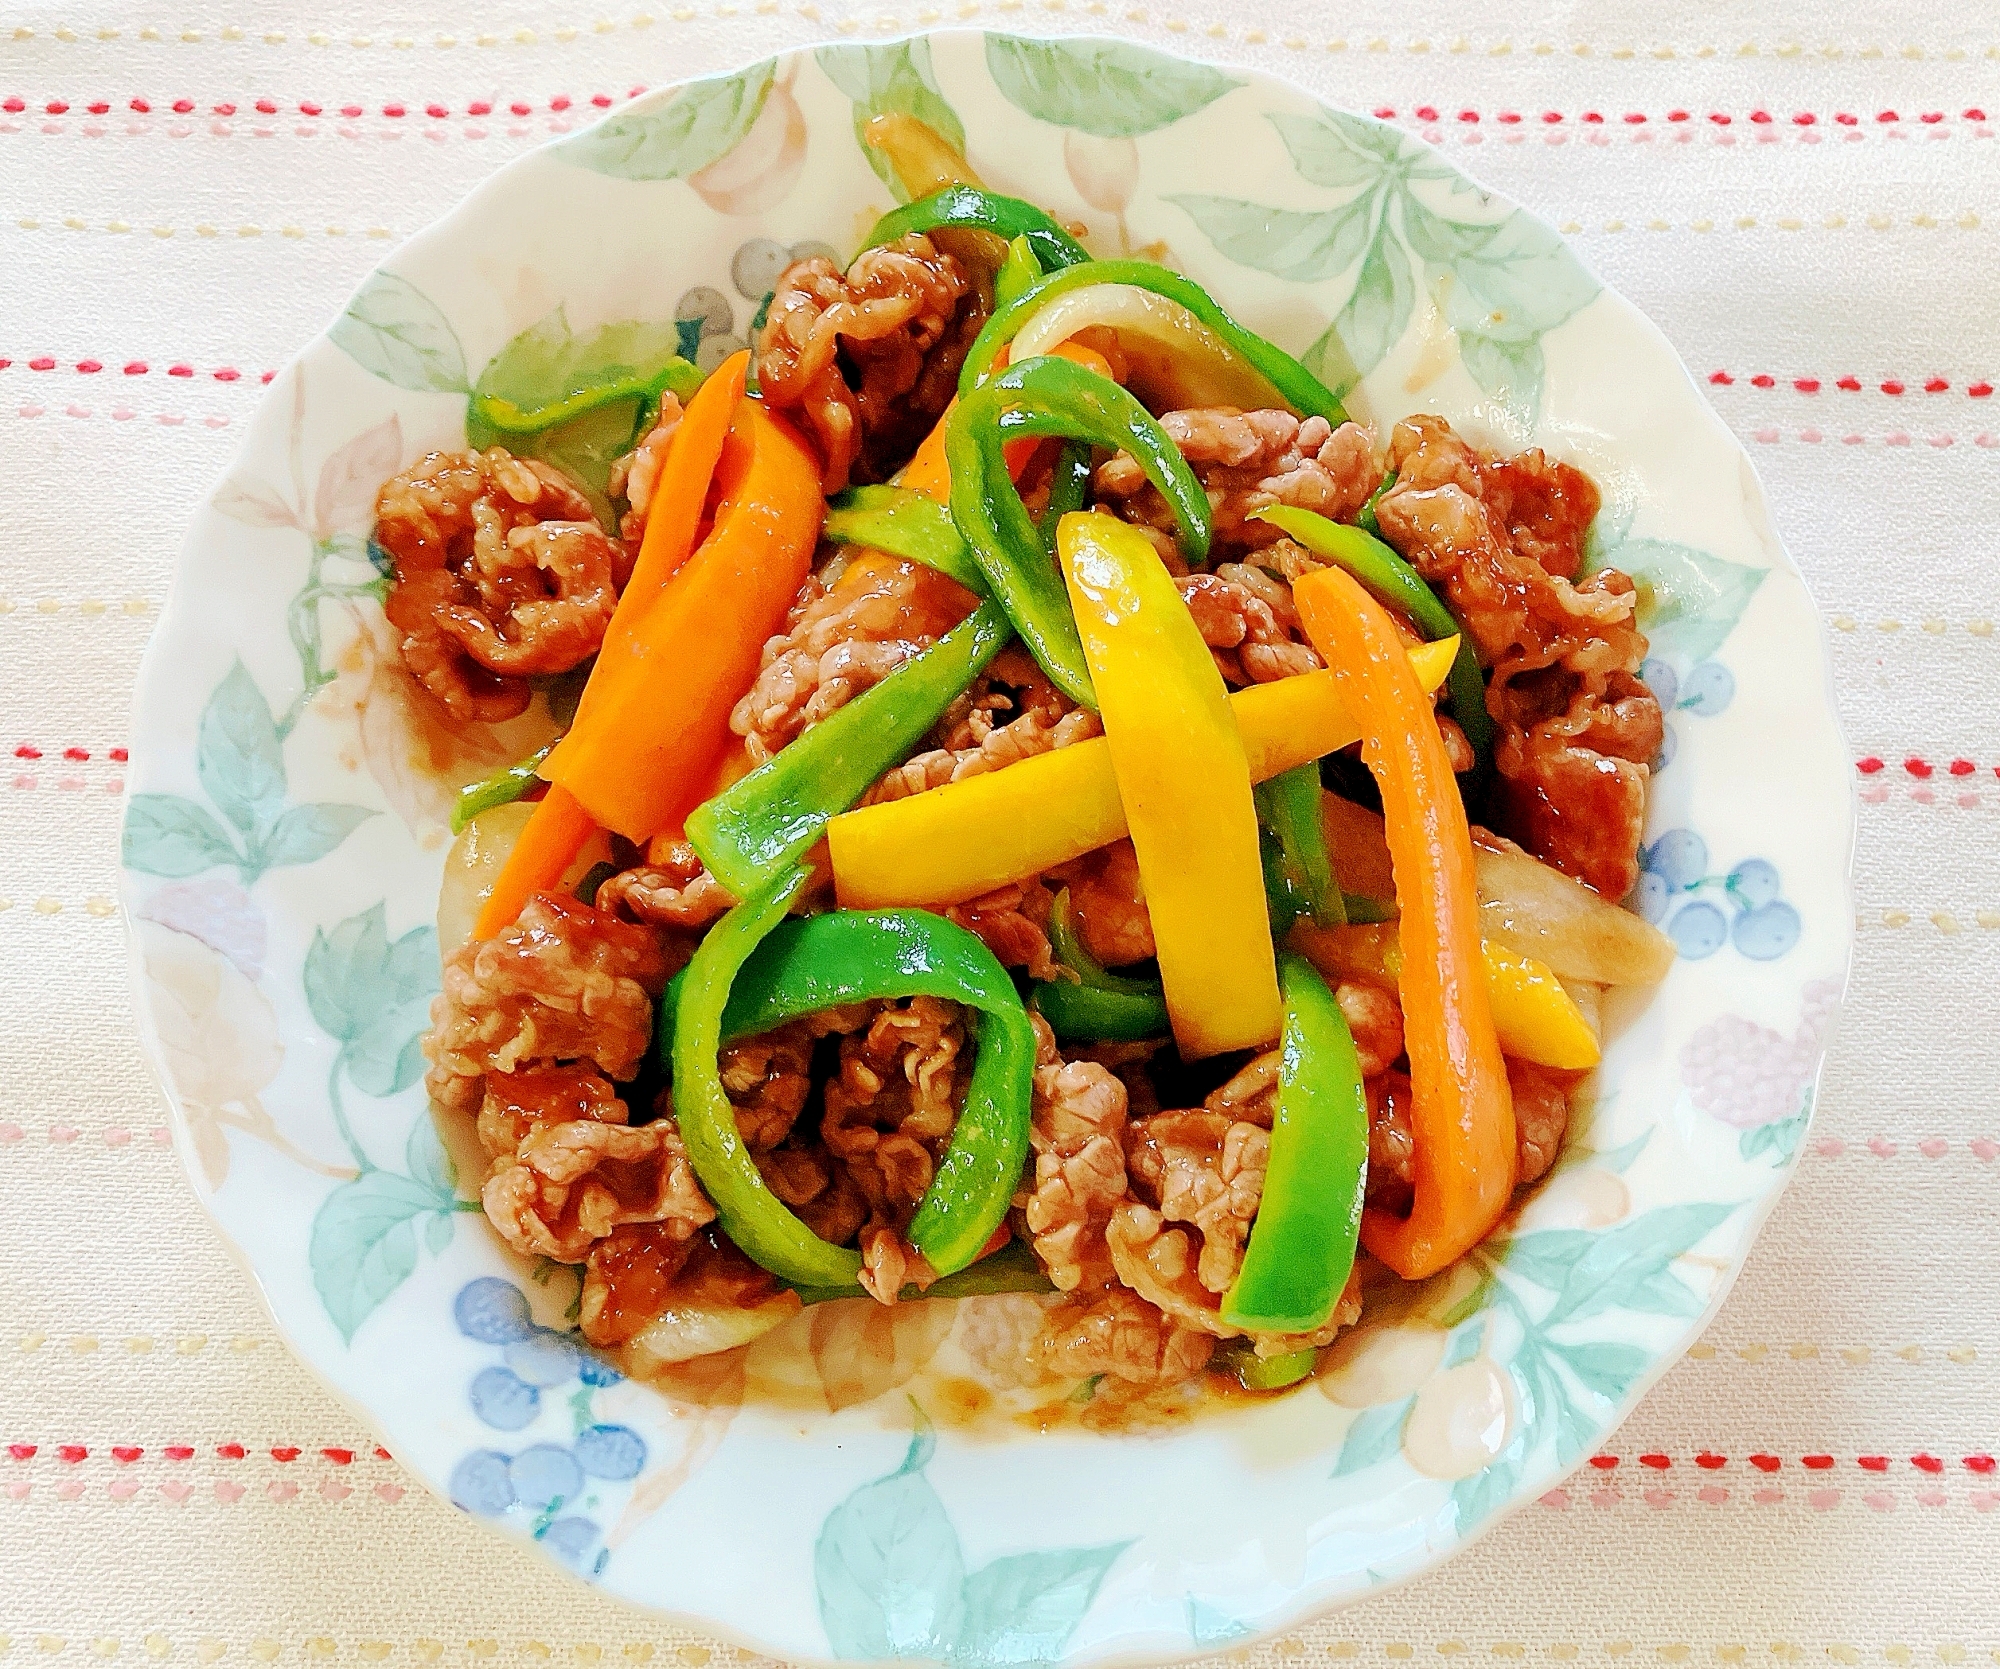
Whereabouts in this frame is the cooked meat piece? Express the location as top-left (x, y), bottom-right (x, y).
top-left (1509, 1060), bottom-right (1576, 1188)
top-left (754, 234), bottom-right (979, 492)
top-left (479, 1074), bottom-right (714, 1263)
top-left (425, 892), bottom-right (670, 1111)
top-left (377, 448), bottom-right (622, 721)
top-left (597, 839), bottom-right (735, 931)
top-left (717, 1020), bottom-right (815, 1151)
top-left (866, 706), bottom-right (1102, 803)
top-left (731, 553), bottom-right (980, 763)
top-left (1373, 416), bottom-right (1661, 898)
top-left (1175, 571), bottom-right (1323, 685)
top-left (1023, 1057), bottom-right (1131, 1292)
top-left (579, 1224), bottom-right (781, 1348)
top-left (1124, 1110), bottom-right (1268, 1296)
top-left (945, 878), bottom-right (1059, 981)
top-left (1038, 1285), bottom-right (1216, 1386)
top-left (1335, 980), bottom-right (1406, 1079)
top-left (1095, 409), bottom-right (1380, 549)
top-left (858, 1225), bottom-right (934, 1305)
top-left (821, 996), bottom-right (966, 1222)
top-left (1050, 840), bottom-right (1154, 968)
top-left (1203, 1050), bottom-right (1279, 1128)
top-left (605, 392), bottom-right (683, 549)
top-left (1364, 1057), bottom-right (1577, 1212)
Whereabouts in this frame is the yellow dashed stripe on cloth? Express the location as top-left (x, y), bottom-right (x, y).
top-left (0, 598), bottom-right (157, 618)
top-left (0, 898), bottom-right (122, 919)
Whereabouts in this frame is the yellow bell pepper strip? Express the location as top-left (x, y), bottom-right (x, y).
top-left (960, 258), bottom-right (1347, 424)
top-left (826, 638), bottom-right (1457, 910)
top-left (1031, 887), bottom-right (1169, 1042)
top-left (470, 783), bottom-right (599, 941)
top-left (1291, 565), bottom-right (1516, 1281)
top-left (684, 599), bottom-right (1012, 895)
top-left (821, 485), bottom-right (989, 596)
top-left (950, 355), bottom-right (1212, 706)
top-left (666, 889), bottom-right (1038, 1282)
top-left (1221, 952), bottom-right (1368, 1334)
top-left (541, 396), bottom-right (823, 841)
top-left (1057, 510), bottom-right (1279, 1059)
top-left (1289, 919), bottom-right (1602, 1072)
top-left (1251, 503), bottom-right (1493, 768)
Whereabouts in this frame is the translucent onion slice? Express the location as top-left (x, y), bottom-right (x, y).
top-left (624, 1289), bottom-right (803, 1371)
top-left (1010, 282), bottom-right (1288, 413)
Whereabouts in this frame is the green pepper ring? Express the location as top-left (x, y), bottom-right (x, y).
top-left (863, 184), bottom-right (1091, 275)
top-left (946, 355), bottom-right (1213, 708)
top-left (958, 258), bottom-right (1347, 426)
top-left (664, 882), bottom-right (1038, 1287)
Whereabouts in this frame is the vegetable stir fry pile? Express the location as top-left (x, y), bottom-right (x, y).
top-left (388, 173), bottom-right (1675, 1404)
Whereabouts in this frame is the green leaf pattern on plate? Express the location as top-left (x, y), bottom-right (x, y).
top-left (556, 61), bottom-right (775, 180)
top-left (124, 661), bottom-right (376, 883)
top-left (984, 35), bottom-right (1241, 138)
top-left (817, 43), bottom-right (966, 202)
top-left (330, 271), bottom-right (470, 395)
top-left (816, 1416), bottom-right (1128, 1665)
top-left (302, 901), bottom-right (457, 1344)
top-left (1596, 536), bottom-right (1770, 666)
top-left (1173, 107), bottom-right (1600, 423)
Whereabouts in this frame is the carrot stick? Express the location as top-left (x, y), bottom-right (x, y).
top-left (620, 350), bottom-right (747, 609)
top-left (471, 783), bottom-right (597, 940)
top-left (541, 399), bottom-right (825, 840)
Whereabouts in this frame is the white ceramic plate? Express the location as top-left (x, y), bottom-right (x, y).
top-left (123, 31), bottom-right (1854, 1668)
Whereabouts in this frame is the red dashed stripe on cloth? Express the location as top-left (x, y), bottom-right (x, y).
top-left (2, 90), bottom-right (647, 118)
top-left (1856, 757), bottom-right (1998, 778)
top-left (2, 97), bottom-right (1991, 126)
top-left (2, 360), bottom-right (274, 384)
top-left (6, 1444), bottom-right (392, 1463)
top-left (1712, 373), bottom-right (1994, 396)
top-left (11, 747), bottom-right (128, 762)
top-left (1374, 106), bottom-right (1990, 127)
top-left (1581, 1453), bottom-right (1997, 1472)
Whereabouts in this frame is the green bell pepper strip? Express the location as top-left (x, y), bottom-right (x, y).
top-left (685, 600), bottom-right (1013, 896)
top-left (1250, 503), bottom-right (1494, 766)
top-left (1254, 762), bottom-right (1344, 930)
top-left (1030, 887), bottom-right (1169, 1042)
top-left (947, 355), bottom-right (1211, 706)
top-left (865, 185), bottom-right (1090, 275)
top-left (1214, 1340), bottom-right (1319, 1391)
top-left (994, 233), bottom-right (1043, 311)
top-left (821, 485), bottom-right (990, 595)
top-left (1037, 440), bottom-right (1094, 554)
top-left (959, 258), bottom-right (1347, 425)
top-left (1353, 468), bottom-right (1396, 537)
top-left (473, 355), bottom-right (704, 436)
top-left (452, 740), bottom-right (556, 834)
top-left (1220, 952), bottom-right (1368, 1335)
top-left (791, 1238), bottom-right (1052, 1306)
top-left (663, 900), bottom-right (1038, 1282)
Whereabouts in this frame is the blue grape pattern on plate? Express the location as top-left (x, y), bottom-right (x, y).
top-left (446, 1277), bottom-right (644, 1577)
top-left (1635, 830), bottom-right (1801, 961)
top-left (1640, 655), bottom-right (1736, 774)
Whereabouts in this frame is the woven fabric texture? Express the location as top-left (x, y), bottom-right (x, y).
top-left (3, 0), bottom-right (1995, 1662)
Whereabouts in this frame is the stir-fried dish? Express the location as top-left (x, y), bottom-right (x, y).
top-left (386, 173), bottom-right (1676, 1405)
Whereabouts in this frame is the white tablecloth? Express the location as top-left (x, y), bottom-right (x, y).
top-left (5, 0), bottom-right (1996, 1660)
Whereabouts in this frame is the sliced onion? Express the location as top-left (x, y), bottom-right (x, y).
top-left (436, 801), bottom-right (612, 951)
top-left (1010, 282), bottom-right (1287, 413)
top-left (624, 1289), bottom-right (803, 1372)
top-left (1320, 794), bottom-right (1674, 987)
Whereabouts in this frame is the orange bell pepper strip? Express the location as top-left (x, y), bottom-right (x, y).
top-left (541, 397), bottom-right (824, 842)
top-left (825, 638), bottom-right (1456, 909)
top-left (1291, 565), bottom-right (1516, 1279)
top-left (1057, 510), bottom-right (1279, 1059)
